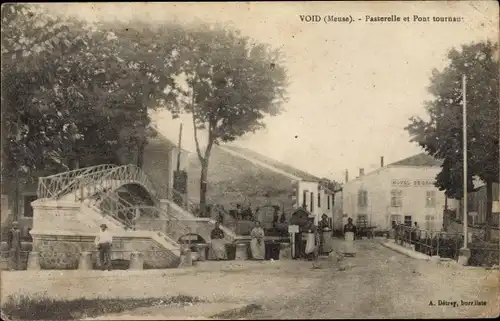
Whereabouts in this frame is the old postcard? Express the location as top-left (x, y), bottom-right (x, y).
top-left (1, 1), bottom-right (499, 320)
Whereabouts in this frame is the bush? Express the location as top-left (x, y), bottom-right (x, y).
top-left (1, 295), bottom-right (204, 320)
top-left (469, 242), bottom-right (499, 267)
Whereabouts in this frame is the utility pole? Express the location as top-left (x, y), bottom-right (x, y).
top-left (462, 74), bottom-right (468, 248)
top-left (459, 74), bottom-right (471, 265)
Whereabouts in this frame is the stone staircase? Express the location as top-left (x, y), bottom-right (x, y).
top-left (30, 163), bottom-right (244, 270)
top-left (31, 165), bottom-right (188, 269)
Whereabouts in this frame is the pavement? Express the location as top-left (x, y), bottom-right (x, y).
top-left (2, 239), bottom-right (498, 319)
top-left (380, 238), bottom-right (432, 260)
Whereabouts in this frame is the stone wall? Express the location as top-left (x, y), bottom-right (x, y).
top-left (31, 232), bottom-right (180, 270)
top-left (136, 216), bottom-right (236, 244)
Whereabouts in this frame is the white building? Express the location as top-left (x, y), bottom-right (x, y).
top-left (293, 180), bottom-right (336, 226)
top-left (334, 153), bottom-right (456, 232)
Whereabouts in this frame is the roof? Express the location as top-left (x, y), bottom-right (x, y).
top-left (222, 145), bottom-right (322, 182)
top-left (343, 153), bottom-right (443, 185)
top-left (387, 153), bottom-right (442, 167)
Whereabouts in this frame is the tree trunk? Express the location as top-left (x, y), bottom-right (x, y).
top-left (137, 141), bottom-right (146, 169)
top-left (14, 170), bottom-right (19, 221)
top-left (485, 180), bottom-right (493, 241)
top-left (199, 160), bottom-right (209, 217)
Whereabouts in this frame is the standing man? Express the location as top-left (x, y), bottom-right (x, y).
top-left (95, 224), bottom-right (113, 271)
top-left (8, 221), bottom-right (22, 270)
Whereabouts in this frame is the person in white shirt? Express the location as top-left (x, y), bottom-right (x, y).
top-left (95, 224), bottom-right (113, 270)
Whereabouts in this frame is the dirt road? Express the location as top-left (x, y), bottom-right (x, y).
top-left (246, 240), bottom-right (499, 319)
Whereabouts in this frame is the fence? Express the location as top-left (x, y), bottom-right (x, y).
top-left (394, 224), bottom-right (463, 259)
top-left (393, 224), bottom-right (499, 266)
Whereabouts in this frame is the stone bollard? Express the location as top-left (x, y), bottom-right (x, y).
top-left (430, 255), bottom-right (441, 264)
top-left (129, 251), bottom-right (144, 270)
top-left (235, 243), bottom-right (248, 261)
top-left (457, 248), bottom-right (471, 266)
top-left (27, 251), bottom-right (41, 270)
top-left (78, 251), bottom-right (93, 270)
top-left (178, 249), bottom-right (193, 268)
top-left (279, 243), bottom-right (292, 260)
top-left (194, 244), bottom-right (209, 261)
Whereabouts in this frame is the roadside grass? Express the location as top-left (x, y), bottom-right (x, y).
top-left (1, 294), bottom-right (204, 320)
top-left (210, 303), bottom-right (263, 319)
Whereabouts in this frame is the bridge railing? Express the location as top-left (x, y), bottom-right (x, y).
top-left (38, 164), bottom-right (159, 202)
top-left (37, 164), bottom-right (118, 199)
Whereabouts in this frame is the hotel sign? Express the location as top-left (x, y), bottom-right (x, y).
top-left (391, 179), bottom-right (435, 187)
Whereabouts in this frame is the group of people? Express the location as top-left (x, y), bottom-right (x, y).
top-left (5, 214), bottom-right (359, 271)
top-left (298, 215), bottom-right (358, 259)
top-left (209, 221), bottom-right (266, 260)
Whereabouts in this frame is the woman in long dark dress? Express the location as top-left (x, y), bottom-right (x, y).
top-left (210, 222), bottom-right (227, 260)
top-left (318, 214), bottom-right (333, 255)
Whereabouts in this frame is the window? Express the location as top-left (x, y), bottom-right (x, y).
top-left (327, 195), bottom-right (331, 210)
top-left (357, 214), bottom-right (368, 228)
top-left (302, 190), bottom-right (307, 209)
top-left (390, 189), bottom-right (402, 207)
top-left (425, 215), bottom-right (435, 231)
top-left (318, 193), bottom-right (321, 208)
top-left (357, 190), bottom-right (368, 208)
top-left (22, 195), bottom-right (37, 218)
top-left (310, 192), bottom-right (314, 212)
top-left (426, 191), bottom-right (436, 208)
top-left (404, 215), bottom-right (412, 227)
top-left (390, 215), bottom-right (402, 226)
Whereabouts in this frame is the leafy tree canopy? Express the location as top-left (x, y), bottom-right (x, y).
top-left (405, 41), bottom-right (499, 199)
top-left (167, 24), bottom-right (289, 211)
top-left (2, 4), bottom-right (184, 183)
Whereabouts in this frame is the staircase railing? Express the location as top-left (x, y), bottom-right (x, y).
top-left (97, 191), bottom-right (191, 242)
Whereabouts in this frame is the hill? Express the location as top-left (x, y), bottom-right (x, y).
top-left (187, 146), bottom-right (295, 210)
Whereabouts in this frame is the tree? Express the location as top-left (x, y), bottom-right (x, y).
top-left (171, 26), bottom-right (288, 214)
top-left (2, 5), bottom-right (185, 184)
top-left (405, 41), bottom-right (499, 239)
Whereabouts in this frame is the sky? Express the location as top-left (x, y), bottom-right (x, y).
top-left (45, 1), bottom-right (498, 182)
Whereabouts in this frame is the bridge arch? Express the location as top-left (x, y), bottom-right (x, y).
top-left (115, 183), bottom-right (156, 207)
top-left (178, 233), bottom-right (207, 244)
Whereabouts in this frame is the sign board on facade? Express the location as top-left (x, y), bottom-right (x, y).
top-left (288, 225), bottom-right (299, 233)
top-left (391, 179), bottom-right (435, 188)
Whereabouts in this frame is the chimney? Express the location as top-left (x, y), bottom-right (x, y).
top-left (381, 156), bottom-right (384, 168)
top-left (345, 170), bottom-right (349, 183)
top-left (359, 168), bottom-right (364, 176)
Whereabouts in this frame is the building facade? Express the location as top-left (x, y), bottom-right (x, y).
top-left (334, 154), bottom-right (454, 232)
top-left (293, 180), bottom-right (335, 226)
